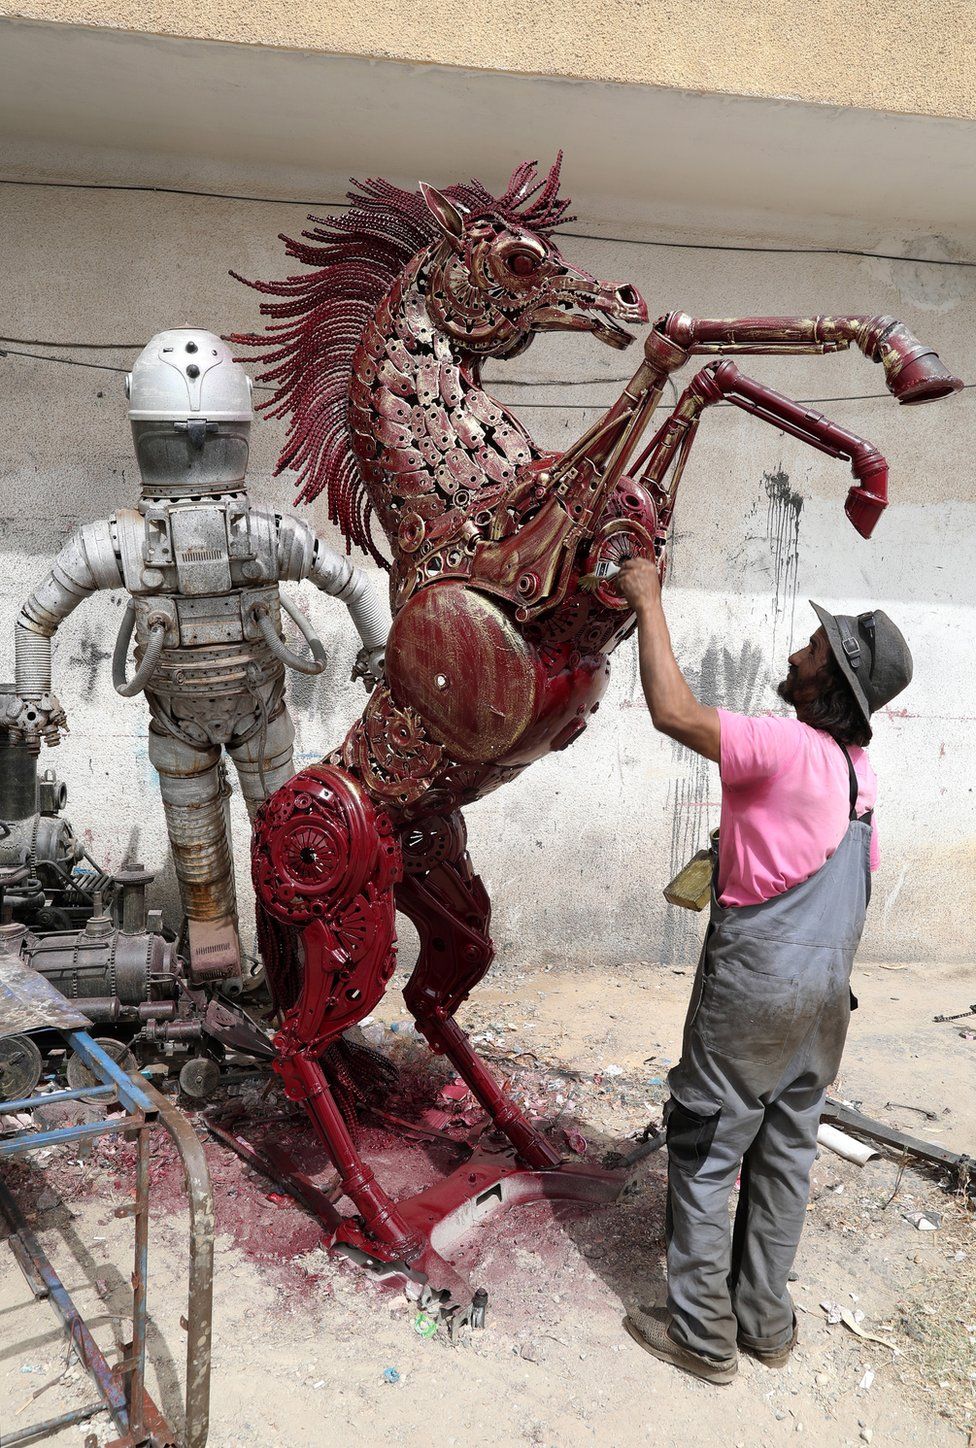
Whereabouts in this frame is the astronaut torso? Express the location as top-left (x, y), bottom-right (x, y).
top-left (115, 496), bottom-right (287, 745)
top-left (14, 320), bottom-right (383, 758)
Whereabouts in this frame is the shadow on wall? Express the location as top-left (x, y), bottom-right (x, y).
top-left (656, 466), bottom-right (805, 965)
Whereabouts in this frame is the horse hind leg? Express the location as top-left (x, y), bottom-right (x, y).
top-left (397, 812), bottom-right (560, 1169)
top-left (252, 763), bottom-right (423, 1260)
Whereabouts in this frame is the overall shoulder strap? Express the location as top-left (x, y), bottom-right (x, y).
top-left (837, 741), bottom-right (858, 820)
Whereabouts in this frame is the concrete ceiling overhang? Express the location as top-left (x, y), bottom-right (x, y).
top-left (0, 18), bottom-right (975, 243)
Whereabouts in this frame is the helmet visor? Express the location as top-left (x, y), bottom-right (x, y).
top-left (132, 420), bottom-right (250, 493)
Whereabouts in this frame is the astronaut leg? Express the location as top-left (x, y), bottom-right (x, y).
top-left (227, 704), bottom-right (296, 820)
top-left (226, 706), bottom-right (296, 990)
top-left (148, 725), bottom-right (242, 984)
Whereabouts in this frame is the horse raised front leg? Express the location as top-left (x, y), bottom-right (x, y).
top-left (252, 763), bottom-right (424, 1261)
top-left (397, 813), bottom-right (560, 1170)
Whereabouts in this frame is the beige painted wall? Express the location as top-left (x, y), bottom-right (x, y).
top-left (1, 168), bottom-right (973, 968)
top-left (4, 0), bottom-right (976, 121)
top-left (0, 29), bottom-right (973, 969)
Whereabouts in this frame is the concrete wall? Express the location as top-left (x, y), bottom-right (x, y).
top-left (4, 0), bottom-right (976, 120)
top-left (1, 38), bottom-right (974, 969)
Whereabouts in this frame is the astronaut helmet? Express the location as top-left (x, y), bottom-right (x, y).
top-left (126, 329), bottom-right (253, 500)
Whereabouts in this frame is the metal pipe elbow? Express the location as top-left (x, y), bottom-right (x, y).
top-left (252, 596), bottom-right (327, 676)
top-left (845, 451), bottom-right (889, 539)
top-left (309, 541), bottom-right (389, 654)
top-left (346, 584), bottom-right (389, 654)
top-left (274, 511), bottom-right (316, 582)
top-left (852, 316), bottom-right (963, 405)
top-left (113, 600), bottom-right (167, 697)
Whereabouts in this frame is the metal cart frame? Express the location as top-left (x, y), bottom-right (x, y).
top-left (0, 957), bottom-right (214, 1448)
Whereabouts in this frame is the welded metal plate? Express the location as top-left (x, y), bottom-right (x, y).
top-left (385, 583), bottom-right (539, 764)
top-left (0, 955), bottom-right (91, 1037)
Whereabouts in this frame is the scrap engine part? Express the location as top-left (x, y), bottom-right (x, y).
top-left (0, 723), bottom-right (38, 818)
top-left (24, 924), bottom-right (180, 1007)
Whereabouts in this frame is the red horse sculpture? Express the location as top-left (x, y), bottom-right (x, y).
top-left (233, 158), bottom-right (960, 1283)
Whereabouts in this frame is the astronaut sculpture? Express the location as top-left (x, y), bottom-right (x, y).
top-left (11, 330), bottom-right (388, 986)
top-left (233, 158), bottom-right (960, 1277)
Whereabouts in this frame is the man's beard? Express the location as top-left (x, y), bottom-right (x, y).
top-left (777, 669), bottom-right (797, 706)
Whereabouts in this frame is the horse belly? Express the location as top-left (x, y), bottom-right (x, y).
top-left (495, 650), bottom-right (609, 767)
top-left (385, 582), bottom-right (606, 768)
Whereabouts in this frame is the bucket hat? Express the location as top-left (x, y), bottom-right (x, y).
top-left (809, 602), bottom-right (913, 723)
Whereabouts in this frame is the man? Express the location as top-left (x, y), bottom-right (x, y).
top-left (615, 556), bottom-right (912, 1385)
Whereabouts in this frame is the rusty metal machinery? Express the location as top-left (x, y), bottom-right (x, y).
top-left (0, 692), bottom-right (116, 932)
top-left (229, 157), bottom-right (963, 1292)
top-left (25, 893), bottom-right (178, 1021)
top-left (0, 880), bottom-right (272, 1107)
top-left (0, 695), bottom-right (276, 1106)
top-left (0, 663), bottom-right (277, 1158)
top-left (0, 707), bottom-right (191, 1093)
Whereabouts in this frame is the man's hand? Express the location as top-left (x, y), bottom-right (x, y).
top-left (616, 557), bottom-right (662, 614)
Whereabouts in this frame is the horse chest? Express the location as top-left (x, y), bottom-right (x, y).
top-left (384, 582), bottom-right (608, 769)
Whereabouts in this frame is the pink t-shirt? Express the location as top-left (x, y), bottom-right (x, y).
top-left (716, 710), bottom-right (879, 908)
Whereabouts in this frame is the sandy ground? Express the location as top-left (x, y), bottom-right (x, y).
top-left (1, 956), bottom-right (974, 1448)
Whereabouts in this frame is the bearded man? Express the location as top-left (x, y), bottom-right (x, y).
top-left (616, 557), bottom-right (912, 1384)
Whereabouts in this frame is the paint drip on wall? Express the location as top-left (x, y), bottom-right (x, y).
top-left (764, 467), bottom-right (804, 658)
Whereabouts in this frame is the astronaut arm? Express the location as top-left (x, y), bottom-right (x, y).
top-left (13, 519), bottom-right (123, 743)
top-left (275, 514), bottom-right (390, 685)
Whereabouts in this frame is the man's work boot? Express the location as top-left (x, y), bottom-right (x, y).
top-left (623, 1307), bottom-right (738, 1385)
top-left (736, 1316), bottom-right (799, 1369)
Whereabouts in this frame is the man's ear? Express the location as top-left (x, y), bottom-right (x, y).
top-left (419, 183), bottom-right (466, 249)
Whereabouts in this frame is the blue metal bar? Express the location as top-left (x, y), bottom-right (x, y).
top-left (128, 1124), bottom-right (150, 1438)
top-left (64, 1032), bottom-right (155, 1114)
top-left (0, 1083), bottom-right (114, 1114)
top-left (0, 1115), bottom-right (142, 1159)
top-left (0, 1181), bottom-right (130, 1432)
top-left (0, 1401), bottom-right (106, 1446)
top-left (0, 1009), bottom-right (192, 1445)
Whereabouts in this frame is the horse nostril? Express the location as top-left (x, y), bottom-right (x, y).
top-left (616, 285), bottom-right (639, 308)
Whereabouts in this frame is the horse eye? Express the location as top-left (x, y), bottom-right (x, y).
top-left (507, 252), bottom-right (539, 276)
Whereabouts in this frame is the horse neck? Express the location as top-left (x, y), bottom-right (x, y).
top-left (352, 258), bottom-right (539, 550)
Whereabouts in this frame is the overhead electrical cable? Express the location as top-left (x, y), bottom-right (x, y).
top-left (2, 344), bottom-right (972, 410)
top-left (1, 177), bottom-right (974, 269)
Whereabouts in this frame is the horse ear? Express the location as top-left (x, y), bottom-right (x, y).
top-left (419, 183), bottom-right (465, 247)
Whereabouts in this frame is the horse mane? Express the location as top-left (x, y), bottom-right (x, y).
top-left (228, 157), bottom-right (574, 564)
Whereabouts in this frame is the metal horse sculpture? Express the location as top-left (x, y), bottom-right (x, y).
top-left (233, 158), bottom-right (960, 1286)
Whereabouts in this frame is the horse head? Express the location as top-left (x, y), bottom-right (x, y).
top-left (418, 180), bottom-right (647, 359)
top-left (230, 155), bottom-right (650, 560)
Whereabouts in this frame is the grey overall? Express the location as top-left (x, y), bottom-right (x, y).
top-left (664, 746), bottom-right (871, 1360)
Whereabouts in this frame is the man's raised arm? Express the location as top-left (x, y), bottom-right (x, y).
top-left (615, 558), bottom-right (720, 763)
